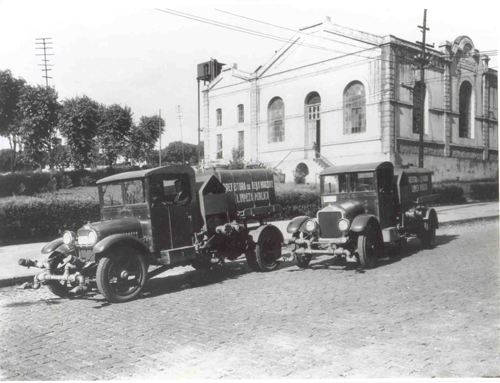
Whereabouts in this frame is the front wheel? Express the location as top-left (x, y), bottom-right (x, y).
top-left (246, 229), bottom-right (281, 272)
top-left (96, 247), bottom-right (147, 303)
top-left (357, 223), bottom-right (383, 269)
top-left (418, 215), bottom-right (437, 249)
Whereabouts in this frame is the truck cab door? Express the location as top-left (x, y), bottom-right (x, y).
top-left (377, 168), bottom-right (398, 228)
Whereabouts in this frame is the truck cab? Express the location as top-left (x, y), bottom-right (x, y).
top-left (287, 161), bottom-right (438, 269)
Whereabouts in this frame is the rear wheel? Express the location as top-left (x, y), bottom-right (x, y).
top-left (357, 223), bottom-right (383, 269)
top-left (246, 230), bottom-right (281, 272)
top-left (96, 247), bottom-right (147, 303)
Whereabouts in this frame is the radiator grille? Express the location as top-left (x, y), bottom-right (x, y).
top-left (318, 211), bottom-right (342, 238)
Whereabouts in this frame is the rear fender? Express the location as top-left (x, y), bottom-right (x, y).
top-left (93, 234), bottom-right (151, 259)
top-left (350, 214), bottom-right (380, 233)
top-left (41, 238), bottom-right (75, 255)
top-left (286, 216), bottom-right (311, 234)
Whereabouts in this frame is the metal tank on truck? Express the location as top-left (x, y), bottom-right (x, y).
top-left (18, 165), bottom-right (284, 303)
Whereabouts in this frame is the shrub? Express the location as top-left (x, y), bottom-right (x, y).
top-left (60, 175), bottom-right (73, 189)
top-left (273, 189), bottom-right (320, 220)
top-left (470, 183), bottom-right (499, 201)
top-left (0, 196), bottom-right (100, 244)
top-left (432, 185), bottom-right (466, 205)
top-left (79, 175), bottom-right (96, 186)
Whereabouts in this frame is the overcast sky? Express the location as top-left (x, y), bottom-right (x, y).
top-left (0, 0), bottom-right (498, 151)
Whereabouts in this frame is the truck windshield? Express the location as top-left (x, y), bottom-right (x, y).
top-left (323, 174), bottom-right (348, 193)
top-left (102, 184), bottom-right (123, 207)
top-left (102, 180), bottom-right (145, 207)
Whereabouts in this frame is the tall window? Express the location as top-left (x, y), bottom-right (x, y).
top-left (344, 82), bottom-right (366, 134)
top-left (238, 104), bottom-right (244, 123)
top-left (459, 81), bottom-right (472, 138)
top-left (216, 108), bottom-right (222, 127)
top-left (238, 131), bottom-right (244, 157)
top-left (268, 97), bottom-right (285, 143)
top-left (216, 134), bottom-right (223, 159)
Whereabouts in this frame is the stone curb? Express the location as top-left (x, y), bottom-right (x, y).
top-left (1, 215), bottom-right (497, 289)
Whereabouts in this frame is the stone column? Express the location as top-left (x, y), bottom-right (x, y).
top-left (443, 62), bottom-right (452, 157)
top-left (380, 42), bottom-right (395, 161)
top-left (203, 88), bottom-right (210, 162)
top-left (250, 77), bottom-right (260, 162)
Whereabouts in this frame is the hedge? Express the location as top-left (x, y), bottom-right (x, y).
top-left (432, 185), bottom-right (466, 205)
top-left (273, 190), bottom-right (320, 221)
top-left (470, 183), bottom-right (499, 201)
top-left (0, 196), bottom-right (100, 245)
top-left (0, 165), bottom-right (145, 198)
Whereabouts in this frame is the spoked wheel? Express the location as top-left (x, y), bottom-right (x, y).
top-left (357, 223), bottom-right (383, 269)
top-left (46, 253), bottom-right (71, 298)
top-left (96, 247), bottom-right (147, 303)
top-left (246, 230), bottom-right (281, 272)
top-left (418, 213), bottom-right (438, 249)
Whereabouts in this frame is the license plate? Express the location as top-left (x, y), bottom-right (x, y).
top-left (323, 195), bottom-right (337, 202)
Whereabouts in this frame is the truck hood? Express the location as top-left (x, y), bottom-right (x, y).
top-left (319, 200), bottom-right (365, 221)
top-left (79, 217), bottom-right (143, 238)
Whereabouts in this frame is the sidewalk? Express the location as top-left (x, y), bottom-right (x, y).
top-left (0, 201), bottom-right (497, 288)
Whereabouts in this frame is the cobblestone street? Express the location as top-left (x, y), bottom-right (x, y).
top-left (0, 220), bottom-right (498, 380)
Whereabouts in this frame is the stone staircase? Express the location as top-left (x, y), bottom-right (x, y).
top-left (313, 155), bottom-right (333, 169)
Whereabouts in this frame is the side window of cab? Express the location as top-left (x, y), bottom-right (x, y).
top-left (150, 174), bottom-right (192, 207)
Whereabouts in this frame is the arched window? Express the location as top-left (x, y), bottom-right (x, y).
top-left (344, 82), bottom-right (366, 134)
top-left (216, 108), bottom-right (222, 127)
top-left (237, 104), bottom-right (244, 123)
top-left (268, 97), bottom-right (285, 143)
top-left (459, 81), bottom-right (472, 138)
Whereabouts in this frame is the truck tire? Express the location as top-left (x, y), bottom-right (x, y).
top-left (96, 247), bottom-right (147, 303)
top-left (418, 216), bottom-right (437, 249)
top-left (46, 253), bottom-right (71, 298)
top-left (357, 223), bottom-right (382, 269)
top-left (246, 229), bottom-right (281, 272)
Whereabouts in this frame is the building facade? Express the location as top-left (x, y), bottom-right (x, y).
top-left (202, 17), bottom-right (498, 183)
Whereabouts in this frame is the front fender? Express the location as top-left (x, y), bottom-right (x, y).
top-left (93, 234), bottom-right (150, 255)
top-left (423, 208), bottom-right (439, 229)
top-left (247, 224), bottom-right (284, 247)
top-left (350, 214), bottom-right (379, 233)
top-left (286, 216), bottom-right (311, 234)
top-left (41, 238), bottom-right (75, 255)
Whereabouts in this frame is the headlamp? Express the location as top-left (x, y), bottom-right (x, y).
top-left (63, 231), bottom-right (76, 245)
top-left (304, 220), bottom-right (318, 232)
top-left (338, 219), bottom-right (350, 232)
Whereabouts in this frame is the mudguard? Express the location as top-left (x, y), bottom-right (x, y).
top-left (350, 214), bottom-right (380, 233)
top-left (286, 216), bottom-right (311, 234)
top-left (93, 234), bottom-right (150, 255)
top-left (41, 238), bottom-right (75, 255)
top-left (423, 208), bottom-right (439, 229)
top-left (247, 224), bottom-right (284, 247)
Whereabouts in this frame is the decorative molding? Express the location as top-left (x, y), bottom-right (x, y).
top-left (449, 145), bottom-right (484, 160)
top-left (397, 139), bottom-right (445, 157)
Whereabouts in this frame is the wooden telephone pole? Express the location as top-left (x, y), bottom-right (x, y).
top-left (416, 10), bottom-right (434, 168)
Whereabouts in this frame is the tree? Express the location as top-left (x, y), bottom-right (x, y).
top-left (53, 144), bottom-right (72, 171)
top-left (228, 147), bottom-right (245, 170)
top-left (0, 69), bottom-right (26, 172)
top-left (58, 95), bottom-right (101, 169)
top-left (18, 85), bottom-right (60, 170)
top-left (125, 115), bottom-right (165, 165)
top-left (97, 104), bottom-right (133, 168)
top-left (162, 141), bottom-right (199, 165)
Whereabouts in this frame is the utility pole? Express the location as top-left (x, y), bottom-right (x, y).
top-left (197, 79), bottom-right (201, 167)
top-left (176, 105), bottom-right (185, 164)
top-left (416, 10), bottom-right (434, 168)
top-left (159, 109), bottom-right (162, 166)
top-left (35, 38), bottom-right (53, 87)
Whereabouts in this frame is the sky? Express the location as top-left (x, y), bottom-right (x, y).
top-left (0, 0), bottom-right (498, 151)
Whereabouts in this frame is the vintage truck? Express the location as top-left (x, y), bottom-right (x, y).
top-left (18, 165), bottom-right (284, 303)
top-left (286, 161), bottom-right (439, 269)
